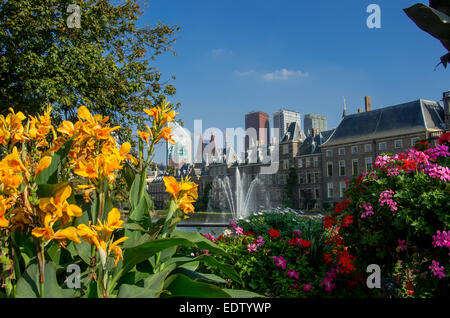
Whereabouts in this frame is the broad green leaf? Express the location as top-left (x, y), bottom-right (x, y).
top-left (166, 255), bottom-right (242, 284)
top-left (74, 241), bottom-right (92, 265)
top-left (172, 267), bottom-right (227, 284)
top-left (36, 181), bottom-right (70, 198)
top-left (171, 229), bottom-right (229, 257)
top-left (117, 285), bottom-right (161, 298)
top-left (223, 289), bottom-right (265, 298)
top-left (122, 238), bottom-right (196, 274)
top-left (16, 258), bottom-right (62, 298)
top-left (36, 139), bottom-right (73, 184)
top-left (163, 273), bottom-right (230, 298)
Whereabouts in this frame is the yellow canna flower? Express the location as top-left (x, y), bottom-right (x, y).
top-left (108, 236), bottom-right (128, 266)
top-left (0, 195), bottom-right (11, 228)
top-left (57, 121), bottom-right (75, 137)
top-left (158, 126), bottom-right (175, 144)
top-left (0, 147), bottom-right (26, 192)
top-left (52, 226), bottom-right (81, 246)
top-left (163, 176), bottom-right (199, 214)
top-left (92, 208), bottom-right (124, 240)
top-left (35, 156), bottom-right (52, 177)
top-left (74, 157), bottom-right (99, 180)
top-left (137, 130), bottom-right (150, 144)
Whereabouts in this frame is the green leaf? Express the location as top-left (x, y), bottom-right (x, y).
top-left (36, 181), bottom-right (70, 198)
top-left (117, 285), bottom-right (161, 298)
top-left (163, 273), bottom-right (231, 298)
top-left (223, 289), bottom-right (265, 298)
top-left (167, 255), bottom-right (242, 285)
top-left (36, 139), bottom-right (73, 184)
top-left (74, 241), bottom-right (92, 265)
top-left (172, 267), bottom-right (227, 284)
top-left (122, 238), bottom-right (196, 274)
top-left (171, 230), bottom-right (229, 257)
top-left (16, 258), bottom-right (62, 298)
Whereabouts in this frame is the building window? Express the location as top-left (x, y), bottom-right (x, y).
top-left (283, 159), bottom-right (289, 170)
top-left (395, 140), bottom-right (403, 149)
top-left (298, 158), bottom-right (303, 168)
top-left (305, 158), bottom-right (311, 168)
top-left (379, 142), bottom-right (387, 151)
top-left (283, 144), bottom-right (289, 154)
top-left (315, 188), bottom-right (320, 200)
top-left (338, 148), bottom-right (345, 155)
top-left (314, 172), bottom-right (320, 184)
top-left (339, 181), bottom-right (346, 198)
top-left (327, 162), bottom-right (333, 177)
top-left (326, 150), bottom-right (332, 157)
top-left (307, 173), bottom-right (312, 184)
top-left (365, 144), bottom-right (372, 152)
top-left (313, 157), bottom-right (319, 168)
top-left (365, 157), bottom-right (373, 172)
top-left (352, 159), bottom-right (359, 175)
top-left (327, 183), bottom-right (334, 198)
top-left (351, 146), bottom-right (358, 154)
top-left (299, 173), bottom-right (305, 184)
top-left (411, 137), bottom-right (420, 147)
top-left (339, 160), bottom-right (346, 176)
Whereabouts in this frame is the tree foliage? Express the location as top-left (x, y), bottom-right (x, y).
top-left (0, 0), bottom-right (180, 142)
top-left (404, 0), bottom-right (450, 68)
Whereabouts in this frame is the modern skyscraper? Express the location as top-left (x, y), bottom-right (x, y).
top-left (245, 111), bottom-right (270, 150)
top-left (304, 114), bottom-right (327, 136)
top-left (273, 109), bottom-right (301, 141)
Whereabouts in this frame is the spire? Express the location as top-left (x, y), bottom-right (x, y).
top-left (342, 96), bottom-right (347, 118)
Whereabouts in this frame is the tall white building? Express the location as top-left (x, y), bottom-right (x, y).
top-left (273, 109), bottom-right (301, 141)
top-left (304, 114), bottom-right (327, 136)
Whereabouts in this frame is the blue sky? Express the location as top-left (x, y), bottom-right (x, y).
top-left (142, 0), bottom-right (449, 164)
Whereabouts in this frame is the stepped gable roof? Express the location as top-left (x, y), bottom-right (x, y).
top-left (297, 129), bottom-right (335, 156)
top-left (322, 99), bottom-right (444, 147)
top-left (281, 121), bottom-right (306, 143)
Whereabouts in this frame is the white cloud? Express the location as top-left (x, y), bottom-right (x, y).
top-left (263, 68), bottom-right (309, 81)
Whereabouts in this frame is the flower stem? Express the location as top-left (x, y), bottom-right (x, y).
top-left (34, 238), bottom-right (45, 298)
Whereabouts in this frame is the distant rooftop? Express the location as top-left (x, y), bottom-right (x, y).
top-left (322, 99), bottom-right (444, 147)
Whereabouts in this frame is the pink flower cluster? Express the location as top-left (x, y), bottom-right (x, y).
top-left (429, 260), bottom-right (446, 279)
top-left (423, 163), bottom-right (450, 182)
top-left (272, 256), bottom-right (287, 270)
top-left (359, 201), bottom-right (374, 219)
top-left (373, 146), bottom-right (450, 182)
top-left (427, 144), bottom-right (450, 162)
top-left (397, 239), bottom-right (407, 252)
top-left (256, 235), bottom-right (265, 247)
top-left (321, 267), bottom-right (338, 292)
top-left (247, 243), bottom-right (257, 252)
top-left (379, 190), bottom-right (398, 212)
top-left (203, 233), bottom-right (216, 242)
top-left (432, 230), bottom-right (450, 249)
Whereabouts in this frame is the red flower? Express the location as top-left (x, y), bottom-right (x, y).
top-left (324, 215), bottom-right (335, 229)
top-left (300, 239), bottom-right (311, 248)
top-left (243, 231), bottom-right (255, 237)
top-left (400, 159), bottom-right (416, 171)
top-left (407, 289), bottom-right (414, 295)
top-left (269, 228), bottom-right (280, 238)
top-left (334, 199), bottom-right (350, 214)
top-left (288, 237), bottom-right (301, 247)
top-left (438, 132), bottom-right (450, 145)
top-left (342, 215), bottom-right (353, 228)
top-left (324, 253), bottom-right (333, 264)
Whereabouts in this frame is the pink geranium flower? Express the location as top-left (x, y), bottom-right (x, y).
top-left (272, 256), bottom-right (287, 270)
top-left (287, 269), bottom-right (299, 280)
top-left (303, 282), bottom-right (312, 292)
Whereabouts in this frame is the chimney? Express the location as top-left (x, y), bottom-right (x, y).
top-left (444, 91), bottom-right (450, 129)
top-left (358, 108), bottom-right (363, 113)
top-left (365, 96), bottom-right (371, 112)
